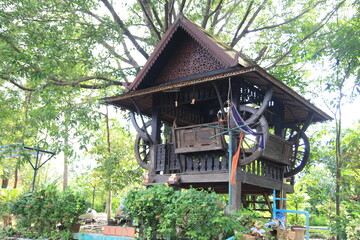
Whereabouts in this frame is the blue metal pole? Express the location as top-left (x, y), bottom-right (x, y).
top-left (0, 143), bottom-right (23, 149)
top-left (272, 190), bottom-right (310, 240)
top-left (273, 189), bottom-right (276, 218)
top-left (228, 130), bottom-right (233, 206)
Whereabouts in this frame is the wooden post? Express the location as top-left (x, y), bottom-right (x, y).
top-left (273, 100), bottom-right (284, 137)
top-left (150, 93), bottom-right (162, 175)
top-left (228, 78), bottom-right (242, 210)
top-left (231, 178), bottom-right (242, 211)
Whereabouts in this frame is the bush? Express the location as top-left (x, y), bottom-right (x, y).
top-left (329, 201), bottom-right (360, 240)
top-left (160, 188), bottom-right (228, 239)
top-left (0, 188), bottom-right (20, 229)
top-left (123, 184), bottom-right (176, 239)
top-left (10, 184), bottom-right (88, 239)
top-left (123, 184), bottom-right (265, 240)
top-left (310, 215), bottom-right (327, 226)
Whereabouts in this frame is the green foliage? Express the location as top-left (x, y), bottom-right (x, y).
top-left (329, 196), bottom-right (360, 240)
top-left (90, 117), bottom-right (143, 190)
top-left (286, 182), bottom-right (309, 226)
top-left (123, 184), bottom-right (266, 240)
top-left (0, 188), bottom-right (20, 217)
top-left (0, 227), bottom-right (17, 239)
top-left (226, 207), bottom-right (268, 240)
top-left (160, 188), bottom-right (228, 239)
top-left (10, 184), bottom-right (88, 239)
top-left (123, 184), bottom-right (176, 239)
top-left (0, 188), bottom-right (21, 233)
top-left (294, 122), bottom-right (360, 238)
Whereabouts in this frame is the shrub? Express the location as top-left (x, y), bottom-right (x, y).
top-left (0, 188), bottom-right (20, 229)
top-left (226, 207), bottom-right (266, 239)
top-left (160, 188), bottom-right (228, 240)
top-left (123, 184), bottom-right (265, 240)
top-left (122, 184), bottom-right (176, 239)
top-left (10, 184), bottom-right (88, 240)
top-left (310, 214), bottom-right (327, 226)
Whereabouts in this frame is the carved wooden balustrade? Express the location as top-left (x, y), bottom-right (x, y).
top-left (154, 124), bottom-right (291, 183)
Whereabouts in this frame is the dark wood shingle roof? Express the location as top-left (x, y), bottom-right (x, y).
top-left (103, 15), bottom-right (332, 124)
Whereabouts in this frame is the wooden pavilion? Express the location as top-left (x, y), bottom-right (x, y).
top-left (103, 15), bottom-right (331, 211)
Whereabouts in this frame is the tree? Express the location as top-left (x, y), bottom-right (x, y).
top-left (88, 113), bottom-right (143, 219)
top-left (1, 1), bottom-right (359, 221)
top-left (303, 121), bottom-right (360, 238)
top-left (1, 0), bottom-right (355, 189)
top-left (305, 5), bottom-right (359, 238)
top-left (1, 0), bottom-right (351, 91)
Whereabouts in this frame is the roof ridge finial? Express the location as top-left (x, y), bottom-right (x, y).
top-left (174, 12), bottom-right (187, 23)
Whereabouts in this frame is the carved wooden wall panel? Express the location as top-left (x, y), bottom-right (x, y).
top-left (155, 35), bottom-right (224, 84)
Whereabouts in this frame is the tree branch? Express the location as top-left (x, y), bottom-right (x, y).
top-left (214, 1), bottom-right (242, 35)
top-left (53, 76), bottom-right (125, 87)
top-left (150, 3), bottom-right (164, 31)
top-left (202, 0), bottom-right (223, 29)
top-left (122, 41), bottom-right (140, 68)
top-left (0, 36), bottom-right (128, 90)
top-left (76, 82), bottom-right (121, 89)
top-left (230, 0), bottom-right (254, 46)
top-left (168, 0), bottom-right (176, 26)
top-left (266, 0), bottom-right (346, 69)
top-left (231, 0), bottom-right (268, 47)
top-left (254, 46), bottom-right (268, 62)
top-left (201, 0), bottom-right (212, 28)
top-left (248, 1), bottom-right (323, 33)
top-left (164, 1), bottom-right (170, 30)
top-left (179, 0), bottom-right (187, 13)
top-left (101, 41), bottom-right (138, 66)
top-left (138, 0), bottom-right (162, 40)
top-left (212, 0), bottom-right (240, 28)
top-left (3, 74), bottom-right (126, 91)
top-left (2, 76), bottom-right (39, 92)
top-left (100, 0), bottom-right (149, 59)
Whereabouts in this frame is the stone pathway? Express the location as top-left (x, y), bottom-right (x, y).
top-left (80, 223), bottom-right (106, 234)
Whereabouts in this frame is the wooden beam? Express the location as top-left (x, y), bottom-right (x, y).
top-left (237, 171), bottom-right (294, 193)
top-left (148, 171), bottom-right (293, 194)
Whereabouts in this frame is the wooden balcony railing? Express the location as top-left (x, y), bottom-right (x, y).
top-left (155, 144), bottom-right (284, 182)
top-left (154, 123), bottom-right (290, 183)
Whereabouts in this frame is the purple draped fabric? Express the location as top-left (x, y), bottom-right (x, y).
top-left (230, 106), bottom-right (265, 149)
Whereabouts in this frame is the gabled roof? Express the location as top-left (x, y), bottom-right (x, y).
top-left (128, 14), bottom-right (254, 91)
top-left (104, 15), bottom-right (332, 124)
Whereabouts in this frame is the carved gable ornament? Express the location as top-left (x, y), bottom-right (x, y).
top-left (129, 15), bottom-right (253, 91)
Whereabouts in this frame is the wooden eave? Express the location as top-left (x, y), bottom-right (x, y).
top-left (103, 65), bottom-right (332, 123)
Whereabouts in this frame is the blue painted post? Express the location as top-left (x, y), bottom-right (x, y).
top-left (228, 130), bottom-right (233, 206)
top-left (272, 190), bottom-right (310, 240)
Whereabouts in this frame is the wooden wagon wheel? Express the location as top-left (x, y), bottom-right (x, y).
top-left (213, 84), bottom-right (272, 123)
top-left (134, 121), bottom-right (152, 170)
top-left (236, 106), bottom-right (269, 166)
top-left (246, 86), bottom-right (273, 124)
top-left (283, 124), bottom-right (310, 178)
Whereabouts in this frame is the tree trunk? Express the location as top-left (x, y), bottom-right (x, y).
top-left (335, 116), bottom-right (342, 240)
top-left (1, 178), bottom-right (9, 188)
top-left (105, 106), bottom-right (111, 153)
top-left (63, 125), bottom-right (69, 190)
top-left (63, 153), bottom-right (68, 190)
top-left (334, 76), bottom-right (344, 240)
top-left (105, 105), bottom-right (112, 223)
top-left (105, 190), bottom-right (112, 223)
top-left (13, 166), bottom-right (18, 188)
top-left (92, 185), bottom-right (96, 209)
